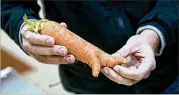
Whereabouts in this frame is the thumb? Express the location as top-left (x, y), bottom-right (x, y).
top-left (112, 44), bottom-right (133, 58)
top-left (60, 22), bottom-right (67, 28)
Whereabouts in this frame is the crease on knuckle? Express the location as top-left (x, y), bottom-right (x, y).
top-left (31, 46), bottom-right (38, 54)
top-left (111, 73), bottom-right (117, 81)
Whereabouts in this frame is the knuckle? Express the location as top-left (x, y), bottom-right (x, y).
top-left (22, 43), bottom-right (29, 50)
top-left (111, 74), bottom-right (117, 80)
top-left (25, 33), bottom-right (32, 41)
top-left (31, 46), bottom-right (38, 54)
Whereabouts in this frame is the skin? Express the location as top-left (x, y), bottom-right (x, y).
top-left (101, 29), bottom-right (160, 86)
top-left (21, 22), bottom-right (76, 64)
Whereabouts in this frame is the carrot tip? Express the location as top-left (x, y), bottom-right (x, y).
top-left (93, 73), bottom-right (99, 78)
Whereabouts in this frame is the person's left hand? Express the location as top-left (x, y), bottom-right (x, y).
top-left (101, 29), bottom-right (160, 86)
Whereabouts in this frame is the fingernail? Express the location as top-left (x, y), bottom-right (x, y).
top-left (66, 56), bottom-right (75, 63)
top-left (113, 66), bottom-right (119, 72)
top-left (103, 68), bottom-right (109, 74)
top-left (60, 22), bottom-right (67, 28)
top-left (46, 39), bottom-right (53, 45)
top-left (58, 48), bottom-right (66, 56)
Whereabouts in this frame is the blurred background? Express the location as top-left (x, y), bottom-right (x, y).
top-left (0, 0), bottom-right (72, 94)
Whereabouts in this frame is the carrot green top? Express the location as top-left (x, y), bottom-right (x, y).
top-left (23, 14), bottom-right (48, 34)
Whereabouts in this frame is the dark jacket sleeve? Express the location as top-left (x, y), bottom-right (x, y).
top-left (1, 1), bottom-right (41, 48)
top-left (138, 0), bottom-right (178, 52)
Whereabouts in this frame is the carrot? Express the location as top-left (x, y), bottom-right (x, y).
top-left (23, 14), bottom-right (127, 77)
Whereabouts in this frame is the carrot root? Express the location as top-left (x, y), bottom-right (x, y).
top-left (23, 14), bottom-right (127, 78)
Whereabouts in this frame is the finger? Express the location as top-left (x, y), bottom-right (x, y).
top-left (101, 67), bottom-right (138, 86)
top-left (138, 58), bottom-right (156, 73)
top-left (60, 22), bottom-right (67, 28)
top-left (113, 46), bottom-right (155, 81)
top-left (33, 54), bottom-right (76, 64)
top-left (26, 44), bottom-right (68, 56)
top-left (21, 31), bottom-right (55, 46)
top-left (112, 43), bottom-right (137, 58)
top-left (34, 55), bottom-right (75, 64)
top-left (113, 64), bottom-right (150, 81)
top-left (144, 73), bottom-right (150, 79)
top-left (22, 38), bottom-right (31, 53)
top-left (122, 55), bottom-right (138, 68)
top-left (135, 46), bottom-right (156, 71)
top-left (64, 54), bottom-right (76, 63)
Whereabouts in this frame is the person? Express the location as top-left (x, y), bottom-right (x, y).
top-left (1, 0), bottom-right (178, 94)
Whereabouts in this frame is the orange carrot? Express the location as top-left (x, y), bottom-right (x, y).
top-left (23, 14), bottom-right (127, 77)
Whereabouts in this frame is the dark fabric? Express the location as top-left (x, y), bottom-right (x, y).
top-left (1, 0), bottom-right (178, 94)
top-left (163, 76), bottom-right (179, 94)
top-left (1, 1), bottom-right (41, 49)
top-left (138, 0), bottom-right (178, 52)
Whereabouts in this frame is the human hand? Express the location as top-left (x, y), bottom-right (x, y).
top-left (21, 22), bottom-right (76, 64)
top-left (102, 29), bottom-right (160, 86)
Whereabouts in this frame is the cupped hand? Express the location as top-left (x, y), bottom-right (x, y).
top-left (102, 29), bottom-right (160, 86)
top-left (21, 22), bottom-right (76, 64)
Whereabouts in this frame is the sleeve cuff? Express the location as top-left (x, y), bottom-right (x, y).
top-left (19, 19), bottom-right (38, 55)
top-left (136, 25), bottom-right (166, 56)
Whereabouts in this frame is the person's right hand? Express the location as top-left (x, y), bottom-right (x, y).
top-left (21, 22), bottom-right (76, 64)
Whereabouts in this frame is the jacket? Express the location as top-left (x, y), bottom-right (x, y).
top-left (1, 0), bottom-right (178, 93)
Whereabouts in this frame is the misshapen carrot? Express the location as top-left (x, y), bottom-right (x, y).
top-left (23, 14), bottom-right (127, 77)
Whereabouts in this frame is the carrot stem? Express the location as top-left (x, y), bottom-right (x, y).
top-left (23, 14), bottom-right (48, 33)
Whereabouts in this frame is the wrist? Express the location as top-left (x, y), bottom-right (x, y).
top-left (140, 29), bottom-right (160, 53)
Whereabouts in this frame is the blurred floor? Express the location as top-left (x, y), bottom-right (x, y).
top-left (1, 30), bottom-right (72, 94)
